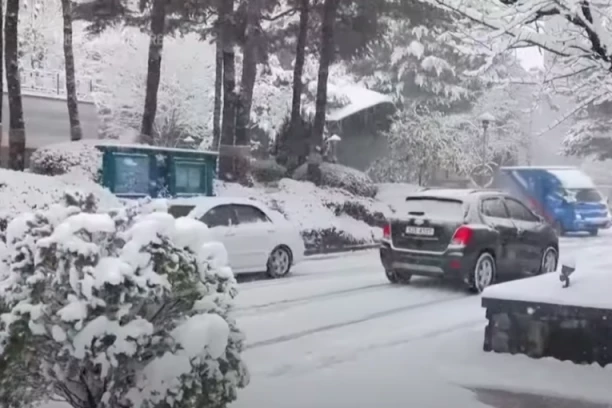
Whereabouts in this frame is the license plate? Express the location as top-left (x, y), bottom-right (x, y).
top-left (404, 226), bottom-right (435, 236)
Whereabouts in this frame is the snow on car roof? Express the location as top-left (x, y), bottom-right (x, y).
top-left (409, 189), bottom-right (476, 199)
top-left (168, 196), bottom-right (264, 212)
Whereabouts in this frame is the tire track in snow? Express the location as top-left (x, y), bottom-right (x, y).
top-left (234, 282), bottom-right (391, 316)
top-left (263, 319), bottom-right (484, 378)
top-left (245, 293), bottom-right (468, 350)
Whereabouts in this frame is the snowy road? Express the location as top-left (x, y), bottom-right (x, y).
top-left (232, 234), bottom-right (612, 408)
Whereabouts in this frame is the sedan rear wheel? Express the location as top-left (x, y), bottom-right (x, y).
top-left (267, 246), bottom-right (292, 278)
top-left (469, 252), bottom-right (496, 294)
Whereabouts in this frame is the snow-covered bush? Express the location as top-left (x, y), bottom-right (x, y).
top-left (0, 169), bottom-right (120, 218)
top-left (292, 163), bottom-right (378, 198)
top-left (0, 193), bottom-right (249, 408)
top-left (29, 140), bottom-right (103, 181)
top-left (325, 200), bottom-right (387, 228)
top-left (250, 159), bottom-right (287, 183)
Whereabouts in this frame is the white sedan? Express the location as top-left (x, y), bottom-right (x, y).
top-left (168, 197), bottom-right (305, 277)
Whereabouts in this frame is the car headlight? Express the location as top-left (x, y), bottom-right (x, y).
top-left (575, 213), bottom-right (583, 220)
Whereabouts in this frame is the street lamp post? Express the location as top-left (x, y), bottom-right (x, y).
top-left (479, 112), bottom-right (495, 168)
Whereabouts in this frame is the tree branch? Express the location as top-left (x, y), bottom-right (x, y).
top-left (263, 7), bottom-right (297, 21)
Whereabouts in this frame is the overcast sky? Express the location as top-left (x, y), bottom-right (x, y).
top-left (517, 47), bottom-right (544, 70)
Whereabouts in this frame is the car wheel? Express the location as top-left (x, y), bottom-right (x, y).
top-left (538, 246), bottom-right (558, 274)
top-left (468, 252), bottom-right (496, 294)
top-left (385, 269), bottom-right (411, 284)
top-left (266, 246), bottom-right (292, 278)
top-left (588, 229), bottom-right (598, 236)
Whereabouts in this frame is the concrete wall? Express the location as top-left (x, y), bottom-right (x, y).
top-left (1, 92), bottom-right (99, 150)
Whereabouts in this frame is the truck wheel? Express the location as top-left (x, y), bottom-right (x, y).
top-left (588, 229), bottom-right (598, 236)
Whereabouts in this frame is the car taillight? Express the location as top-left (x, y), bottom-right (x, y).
top-left (383, 223), bottom-right (391, 240)
top-left (451, 226), bottom-right (473, 246)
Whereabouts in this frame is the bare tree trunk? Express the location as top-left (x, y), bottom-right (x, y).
top-left (309, 0), bottom-right (338, 183)
top-left (234, 0), bottom-right (262, 147)
top-left (140, 0), bottom-right (167, 144)
top-left (61, 0), bottom-right (82, 141)
top-left (212, 18), bottom-right (223, 150)
top-left (280, 0), bottom-right (309, 170)
top-left (5, 0), bottom-right (25, 171)
top-left (218, 0), bottom-right (237, 181)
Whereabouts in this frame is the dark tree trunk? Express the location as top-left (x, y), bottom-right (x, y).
top-left (5, 0), bottom-right (25, 171)
top-left (283, 0), bottom-right (310, 169)
top-left (308, 0), bottom-right (338, 183)
top-left (212, 18), bottom-right (223, 151)
top-left (220, 0), bottom-right (236, 148)
top-left (140, 0), bottom-right (167, 144)
top-left (0, 0), bottom-right (4, 165)
top-left (61, 0), bottom-right (82, 141)
top-left (218, 0), bottom-right (238, 181)
top-left (234, 0), bottom-right (262, 147)
top-left (311, 0), bottom-right (338, 149)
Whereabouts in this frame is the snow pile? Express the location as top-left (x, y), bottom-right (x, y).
top-left (217, 179), bottom-right (391, 251)
top-left (0, 168), bottom-right (120, 218)
top-left (0, 193), bottom-right (249, 408)
top-left (29, 140), bottom-right (103, 181)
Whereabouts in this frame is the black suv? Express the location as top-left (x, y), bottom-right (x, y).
top-left (380, 189), bottom-right (559, 293)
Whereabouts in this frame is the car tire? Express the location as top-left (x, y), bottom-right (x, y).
top-left (468, 252), bottom-right (496, 294)
top-left (538, 246), bottom-right (558, 274)
top-left (266, 246), bottom-right (293, 278)
top-left (385, 269), bottom-right (411, 284)
top-left (588, 229), bottom-right (598, 236)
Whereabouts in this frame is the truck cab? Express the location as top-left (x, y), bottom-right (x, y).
top-left (493, 166), bottom-right (611, 236)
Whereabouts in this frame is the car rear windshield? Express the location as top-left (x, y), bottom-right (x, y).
top-left (401, 197), bottom-right (465, 219)
top-left (168, 205), bottom-right (195, 218)
top-left (566, 188), bottom-right (603, 203)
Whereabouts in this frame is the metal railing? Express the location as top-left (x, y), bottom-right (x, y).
top-left (16, 68), bottom-right (95, 102)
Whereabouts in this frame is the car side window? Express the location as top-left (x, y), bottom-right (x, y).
top-left (505, 198), bottom-right (539, 222)
top-left (233, 204), bottom-right (270, 224)
top-left (481, 197), bottom-right (509, 218)
top-left (201, 205), bottom-right (236, 228)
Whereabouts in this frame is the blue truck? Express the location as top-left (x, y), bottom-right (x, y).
top-left (493, 166), bottom-right (611, 236)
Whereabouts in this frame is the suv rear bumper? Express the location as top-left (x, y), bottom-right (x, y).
top-left (380, 241), bottom-right (476, 280)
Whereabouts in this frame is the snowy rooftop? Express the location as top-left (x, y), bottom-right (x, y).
top-left (483, 265), bottom-right (612, 310)
top-left (326, 85), bottom-right (394, 122)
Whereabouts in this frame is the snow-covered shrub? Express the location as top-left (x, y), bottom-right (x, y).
top-left (0, 169), bottom-right (120, 218)
top-left (0, 193), bottom-right (249, 408)
top-left (29, 140), bottom-right (103, 181)
top-left (325, 200), bottom-right (387, 228)
top-left (250, 159), bottom-right (287, 183)
top-left (292, 163), bottom-right (378, 198)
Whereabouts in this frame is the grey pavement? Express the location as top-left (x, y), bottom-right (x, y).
top-left (1, 92), bottom-right (99, 149)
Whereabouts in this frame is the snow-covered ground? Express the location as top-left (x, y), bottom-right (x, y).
top-left (230, 233), bottom-right (612, 408)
